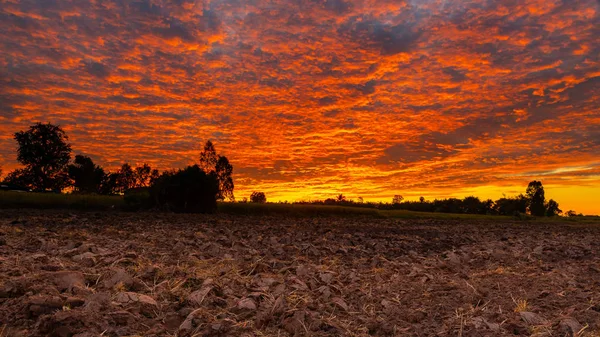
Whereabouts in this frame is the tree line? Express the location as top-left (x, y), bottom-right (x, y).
top-left (292, 181), bottom-right (565, 217)
top-left (1, 123), bottom-right (234, 212)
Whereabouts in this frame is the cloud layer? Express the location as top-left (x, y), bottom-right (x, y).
top-left (1, 0), bottom-right (599, 212)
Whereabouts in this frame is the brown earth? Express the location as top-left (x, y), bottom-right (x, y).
top-left (1, 209), bottom-right (600, 336)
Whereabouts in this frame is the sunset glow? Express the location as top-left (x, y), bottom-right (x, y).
top-left (1, 0), bottom-right (599, 213)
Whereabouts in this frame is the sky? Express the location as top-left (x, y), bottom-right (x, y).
top-left (0, 0), bottom-right (599, 214)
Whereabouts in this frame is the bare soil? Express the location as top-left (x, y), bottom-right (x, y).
top-left (1, 209), bottom-right (599, 336)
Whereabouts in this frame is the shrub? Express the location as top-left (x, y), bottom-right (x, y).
top-left (150, 165), bottom-right (219, 213)
top-left (250, 191), bottom-right (266, 203)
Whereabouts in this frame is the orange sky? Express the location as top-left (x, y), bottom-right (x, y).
top-left (0, 0), bottom-right (599, 214)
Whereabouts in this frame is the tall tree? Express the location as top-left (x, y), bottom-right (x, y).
top-left (526, 181), bottom-right (546, 216)
top-left (68, 155), bottom-right (106, 193)
top-left (14, 123), bottom-right (72, 191)
top-left (199, 141), bottom-right (218, 174)
top-left (199, 141), bottom-right (235, 201)
top-left (215, 156), bottom-right (234, 200)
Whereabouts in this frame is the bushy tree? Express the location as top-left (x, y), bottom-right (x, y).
top-left (13, 123), bottom-right (72, 191)
top-left (116, 163), bottom-right (136, 193)
top-left (494, 194), bottom-right (528, 215)
top-left (250, 191), bottom-right (266, 203)
top-left (134, 164), bottom-right (152, 188)
top-left (526, 180), bottom-right (546, 216)
top-left (545, 199), bottom-right (562, 217)
top-left (150, 165), bottom-right (219, 213)
top-left (392, 195), bottom-right (404, 205)
top-left (68, 155), bottom-right (105, 193)
top-left (99, 172), bottom-right (120, 195)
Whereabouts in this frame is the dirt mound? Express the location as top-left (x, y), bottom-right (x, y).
top-left (1, 210), bottom-right (600, 336)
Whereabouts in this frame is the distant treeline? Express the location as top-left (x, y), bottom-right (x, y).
top-left (0, 123), bottom-right (576, 216)
top-left (292, 186), bottom-right (568, 217)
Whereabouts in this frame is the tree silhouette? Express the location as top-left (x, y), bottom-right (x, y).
top-left (336, 194), bottom-right (346, 202)
top-left (99, 172), bottom-right (120, 195)
top-left (13, 123), bottom-right (72, 191)
top-left (116, 163), bottom-right (136, 193)
top-left (392, 195), bottom-right (404, 204)
top-left (134, 163), bottom-right (152, 188)
top-left (199, 140), bottom-right (235, 201)
top-left (545, 199), bottom-right (562, 216)
top-left (526, 181), bottom-right (546, 216)
top-left (68, 155), bottom-right (105, 193)
top-left (215, 156), bottom-right (234, 200)
top-left (3, 168), bottom-right (35, 190)
top-left (199, 141), bottom-right (218, 174)
top-left (250, 191), bottom-right (266, 203)
top-left (150, 165), bottom-right (219, 213)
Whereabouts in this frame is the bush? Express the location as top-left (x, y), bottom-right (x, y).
top-left (250, 191), bottom-right (266, 203)
top-left (150, 165), bottom-right (219, 213)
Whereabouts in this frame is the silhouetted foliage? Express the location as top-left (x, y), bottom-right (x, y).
top-left (199, 141), bottom-right (235, 201)
top-left (134, 164), bottom-right (152, 188)
top-left (68, 155), bottom-right (105, 194)
top-left (392, 195), bottom-right (404, 204)
top-left (116, 163), bottom-right (136, 193)
top-left (215, 156), bottom-right (234, 201)
top-left (494, 194), bottom-right (528, 215)
top-left (199, 141), bottom-right (219, 173)
top-left (419, 196), bottom-right (425, 203)
top-left (545, 199), bottom-right (562, 217)
top-left (250, 191), bottom-right (266, 203)
top-left (99, 172), bottom-right (120, 195)
top-left (3, 168), bottom-right (35, 191)
top-left (526, 180), bottom-right (546, 216)
top-left (336, 194), bottom-right (346, 202)
top-left (13, 123), bottom-right (72, 191)
top-left (150, 165), bottom-right (219, 213)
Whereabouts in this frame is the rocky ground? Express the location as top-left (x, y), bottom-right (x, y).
top-left (1, 209), bottom-right (599, 336)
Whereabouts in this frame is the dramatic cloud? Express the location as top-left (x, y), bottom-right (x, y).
top-left (0, 0), bottom-right (599, 213)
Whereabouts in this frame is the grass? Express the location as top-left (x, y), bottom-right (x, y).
top-left (0, 191), bottom-right (124, 211)
top-left (0, 191), bottom-right (598, 223)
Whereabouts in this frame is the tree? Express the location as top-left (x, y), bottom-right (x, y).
top-left (419, 196), bottom-right (425, 203)
top-left (13, 123), bottom-right (72, 191)
top-left (336, 194), bottom-right (346, 202)
top-left (134, 163), bottom-right (152, 188)
top-left (199, 141), bottom-right (218, 174)
top-left (526, 181), bottom-right (546, 216)
top-left (494, 194), bottom-right (528, 215)
top-left (250, 191), bottom-right (266, 203)
top-left (116, 163), bottom-right (136, 193)
top-left (99, 172), bottom-right (120, 195)
top-left (545, 199), bottom-right (562, 217)
top-left (68, 155), bottom-right (105, 193)
top-left (215, 156), bottom-right (234, 200)
top-left (150, 165), bottom-right (219, 213)
top-left (392, 195), bottom-right (404, 204)
top-left (149, 169), bottom-right (160, 186)
top-left (199, 140), bottom-right (234, 201)
top-left (3, 168), bottom-right (35, 190)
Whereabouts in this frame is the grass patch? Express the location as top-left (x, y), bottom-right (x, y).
top-left (0, 191), bottom-right (124, 211)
